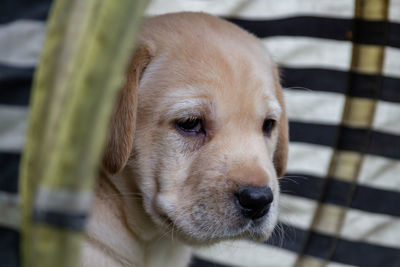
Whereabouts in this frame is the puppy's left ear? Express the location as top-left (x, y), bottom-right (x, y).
top-left (102, 45), bottom-right (152, 175)
top-left (272, 65), bottom-right (289, 178)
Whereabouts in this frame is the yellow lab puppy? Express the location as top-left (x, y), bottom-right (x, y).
top-left (81, 12), bottom-right (288, 267)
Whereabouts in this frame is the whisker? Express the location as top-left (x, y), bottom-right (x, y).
top-left (102, 192), bottom-right (144, 200)
top-left (102, 196), bottom-right (144, 201)
top-left (282, 175), bottom-right (309, 180)
top-left (279, 178), bottom-right (299, 185)
top-left (284, 86), bottom-right (314, 92)
top-left (279, 175), bottom-right (309, 185)
top-left (276, 222), bottom-right (286, 248)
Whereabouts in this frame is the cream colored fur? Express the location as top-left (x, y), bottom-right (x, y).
top-left (81, 12), bottom-right (288, 267)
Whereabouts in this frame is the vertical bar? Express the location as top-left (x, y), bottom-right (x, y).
top-left (19, 0), bottom-right (148, 266)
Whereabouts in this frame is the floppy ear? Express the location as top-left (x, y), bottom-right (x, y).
top-left (272, 65), bottom-right (289, 178)
top-left (102, 46), bottom-right (152, 174)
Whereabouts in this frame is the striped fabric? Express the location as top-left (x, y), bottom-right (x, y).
top-left (0, 0), bottom-right (399, 267)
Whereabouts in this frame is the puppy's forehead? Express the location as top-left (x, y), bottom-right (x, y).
top-left (139, 13), bottom-right (281, 117)
top-left (170, 54), bottom-right (279, 116)
top-left (140, 56), bottom-right (280, 121)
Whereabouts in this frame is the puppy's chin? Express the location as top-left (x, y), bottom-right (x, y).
top-left (145, 193), bottom-right (278, 246)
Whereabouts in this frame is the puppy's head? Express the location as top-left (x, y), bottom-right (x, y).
top-left (103, 12), bottom-right (288, 244)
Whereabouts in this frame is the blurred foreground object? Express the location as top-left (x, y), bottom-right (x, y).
top-left (18, 0), bottom-right (148, 266)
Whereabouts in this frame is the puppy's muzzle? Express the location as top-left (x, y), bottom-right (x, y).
top-left (235, 186), bottom-right (274, 219)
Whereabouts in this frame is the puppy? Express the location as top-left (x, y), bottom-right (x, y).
top-left (81, 12), bottom-right (288, 267)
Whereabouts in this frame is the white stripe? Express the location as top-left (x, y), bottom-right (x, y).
top-left (0, 20), bottom-right (45, 67)
top-left (146, 0), bottom-right (355, 19)
top-left (284, 89), bottom-right (345, 124)
top-left (0, 105), bottom-right (28, 152)
top-left (341, 209), bottom-right (400, 249)
top-left (358, 155), bottom-right (400, 193)
top-left (384, 47), bottom-right (400, 78)
top-left (194, 239), bottom-right (297, 267)
top-left (278, 195), bottom-right (332, 232)
top-left (389, 0), bottom-right (400, 23)
top-left (0, 192), bottom-right (20, 230)
top-left (279, 195), bottom-right (400, 249)
top-left (279, 194), bottom-right (317, 230)
top-left (263, 37), bottom-right (352, 71)
top-left (286, 143), bottom-right (333, 177)
top-left (35, 187), bottom-right (92, 214)
top-left (373, 100), bottom-right (400, 135)
top-left (327, 262), bottom-right (357, 267)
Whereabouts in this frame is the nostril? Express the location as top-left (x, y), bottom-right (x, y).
top-left (236, 186), bottom-right (273, 219)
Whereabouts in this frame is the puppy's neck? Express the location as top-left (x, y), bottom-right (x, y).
top-left (95, 170), bottom-right (161, 242)
top-left (85, 171), bottom-right (189, 267)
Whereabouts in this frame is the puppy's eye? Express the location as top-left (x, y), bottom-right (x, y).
top-left (175, 117), bottom-right (204, 135)
top-left (262, 119), bottom-right (276, 136)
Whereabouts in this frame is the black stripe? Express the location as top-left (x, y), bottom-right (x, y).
top-left (280, 174), bottom-right (322, 200)
top-left (332, 238), bottom-right (400, 267)
top-left (0, 64), bottom-right (33, 106)
top-left (368, 131), bottom-right (400, 160)
top-left (338, 126), bottom-right (400, 160)
top-left (281, 173), bottom-right (400, 217)
top-left (289, 122), bottom-right (338, 147)
top-left (32, 209), bottom-right (87, 231)
top-left (281, 67), bottom-right (348, 94)
top-left (281, 67), bottom-right (400, 103)
top-left (389, 22), bottom-right (400, 48)
top-left (0, 152), bottom-right (20, 193)
top-left (267, 223), bottom-right (400, 266)
top-left (0, 226), bottom-right (19, 267)
top-left (228, 16), bottom-right (400, 48)
top-left (336, 126), bottom-right (369, 152)
top-left (227, 16), bottom-right (351, 41)
top-left (307, 229), bottom-right (400, 266)
top-left (266, 222), bottom-right (306, 252)
top-left (290, 122), bottom-right (400, 160)
top-left (353, 19), bottom-right (390, 47)
top-left (351, 182), bottom-right (400, 217)
top-left (348, 70), bottom-right (381, 99)
top-left (0, 0), bottom-right (52, 24)
top-left (189, 257), bottom-right (230, 267)
top-left (382, 76), bottom-right (400, 103)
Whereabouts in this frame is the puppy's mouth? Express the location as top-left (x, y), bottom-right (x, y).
top-left (163, 211), bottom-right (275, 245)
top-left (152, 192), bottom-right (278, 245)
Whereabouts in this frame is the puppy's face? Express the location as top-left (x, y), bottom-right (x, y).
top-left (104, 13), bottom-right (288, 244)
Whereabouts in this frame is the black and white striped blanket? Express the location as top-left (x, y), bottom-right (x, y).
top-left (1, 1), bottom-right (399, 266)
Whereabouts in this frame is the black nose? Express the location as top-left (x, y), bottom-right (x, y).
top-left (235, 186), bottom-right (274, 219)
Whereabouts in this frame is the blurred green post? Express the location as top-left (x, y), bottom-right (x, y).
top-left (19, 0), bottom-right (148, 266)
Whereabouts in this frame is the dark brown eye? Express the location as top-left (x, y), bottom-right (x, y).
top-left (175, 117), bottom-right (204, 135)
top-left (262, 119), bottom-right (276, 136)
